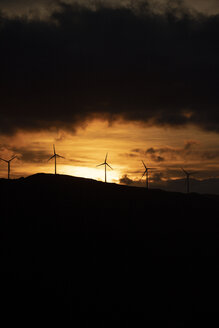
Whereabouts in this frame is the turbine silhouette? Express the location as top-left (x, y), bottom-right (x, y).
top-left (181, 168), bottom-right (196, 193)
top-left (0, 156), bottom-right (17, 179)
top-left (48, 144), bottom-right (64, 175)
top-left (141, 161), bottom-right (154, 189)
top-left (96, 153), bottom-right (113, 183)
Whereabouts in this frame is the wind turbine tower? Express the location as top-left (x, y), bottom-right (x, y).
top-left (0, 156), bottom-right (17, 179)
top-left (141, 161), bottom-right (153, 189)
top-left (96, 153), bottom-right (113, 183)
top-left (181, 168), bottom-right (196, 193)
top-left (48, 144), bottom-right (64, 175)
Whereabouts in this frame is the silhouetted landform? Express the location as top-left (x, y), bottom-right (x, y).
top-left (0, 173), bottom-right (219, 326)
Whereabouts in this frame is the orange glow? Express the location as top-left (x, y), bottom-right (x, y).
top-left (0, 119), bottom-right (219, 183)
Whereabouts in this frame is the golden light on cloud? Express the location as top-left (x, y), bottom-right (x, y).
top-left (0, 119), bottom-right (219, 186)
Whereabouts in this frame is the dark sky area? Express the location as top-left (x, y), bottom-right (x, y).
top-left (0, 1), bottom-right (219, 194)
top-left (0, 0), bottom-right (219, 134)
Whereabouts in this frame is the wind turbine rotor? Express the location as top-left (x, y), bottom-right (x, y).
top-left (0, 157), bottom-right (8, 163)
top-left (181, 167), bottom-right (189, 176)
top-left (142, 160), bottom-right (147, 170)
top-left (48, 154), bottom-right (55, 161)
top-left (96, 153), bottom-right (113, 183)
top-left (9, 155), bottom-right (17, 162)
top-left (96, 163), bottom-right (105, 167)
top-left (106, 163), bottom-right (113, 170)
top-left (141, 170), bottom-right (147, 179)
top-left (56, 154), bottom-right (65, 159)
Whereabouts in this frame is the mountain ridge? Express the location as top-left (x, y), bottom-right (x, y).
top-left (1, 172), bottom-right (219, 199)
top-left (0, 172), bottom-right (219, 325)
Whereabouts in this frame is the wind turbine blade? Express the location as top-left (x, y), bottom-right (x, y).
top-left (10, 155), bottom-right (17, 162)
top-left (141, 171), bottom-right (146, 179)
top-left (181, 168), bottom-right (188, 175)
top-left (56, 154), bottom-right (65, 159)
top-left (96, 163), bottom-right (105, 167)
top-left (105, 153), bottom-right (108, 163)
top-left (53, 144), bottom-right (56, 155)
top-left (142, 160), bottom-right (147, 169)
top-left (0, 157), bottom-right (8, 163)
top-left (106, 163), bottom-right (113, 170)
top-left (48, 155), bottom-right (55, 162)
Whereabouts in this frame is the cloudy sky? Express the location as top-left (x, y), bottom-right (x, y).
top-left (0, 0), bottom-right (219, 193)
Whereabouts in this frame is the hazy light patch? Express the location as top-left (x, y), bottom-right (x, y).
top-left (62, 165), bottom-right (121, 183)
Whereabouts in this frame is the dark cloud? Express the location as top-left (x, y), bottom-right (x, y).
top-left (10, 148), bottom-right (50, 163)
top-left (184, 140), bottom-right (199, 150)
top-left (0, 142), bottom-right (51, 162)
top-left (131, 148), bottom-right (141, 153)
top-left (119, 174), bottom-right (135, 185)
top-left (145, 140), bottom-right (199, 161)
top-left (0, 3), bottom-right (219, 134)
top-left (145, 147), bottom-right (165, 162)
top-left (150, 171), bottom-right (164, 182)
top-left (128, 140), bottom-right (219, 163)
top-left (120, 171), bottom-right (166, 188)
top-left (0, 0), bottom-right (59, 20)
top-left (120, 152), bottom-right (139, 158)
top-left (201, 151), bottom-right (219, 160)
top-left (0, 143), bottom-right (88, 164)
top-left (1, 1), bottom-right (219, 20)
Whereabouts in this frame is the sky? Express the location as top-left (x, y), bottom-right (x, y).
top-left (0, 0), bottom-right (219, 193)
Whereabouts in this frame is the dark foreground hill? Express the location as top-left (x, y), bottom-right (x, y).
top-left (0, 173), bottom-right (219, 326)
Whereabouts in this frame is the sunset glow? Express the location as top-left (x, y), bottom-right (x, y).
top-left (0, 0), bottom-right (219, 194)
top-left (1, 120), bottom-right (219, 188)
top-left (2, 2), bottom-right (219, 325)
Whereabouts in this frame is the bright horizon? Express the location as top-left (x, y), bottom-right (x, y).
top-left (1, 120), bottom-right (219, 192)
top-left (0, 1), bottom-right (219, 194)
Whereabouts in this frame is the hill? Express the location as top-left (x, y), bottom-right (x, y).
top-left (0, 173), bottom-right (219, 326)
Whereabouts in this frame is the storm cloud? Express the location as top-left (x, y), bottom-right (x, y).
top-left (0, 2), bottom-right (219, 134)
top-left (126, 140), bottom-right (219, 165)
top-left (145, 140), bottom-right (199, 162)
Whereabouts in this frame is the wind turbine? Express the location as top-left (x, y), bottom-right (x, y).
top-left (0, 156), bottom-right (17, 179)
top-left (48, 144), bottom-right (64, 175)
top-left (96, 153), bottom-right (113, 183)
top-left (181, 168), bottom-right (196, 193)
top-left (141, 161), bottom-right (154, 189)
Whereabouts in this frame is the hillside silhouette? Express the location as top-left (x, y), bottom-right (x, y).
top-left (0, 173), bottom-right (219, 326)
